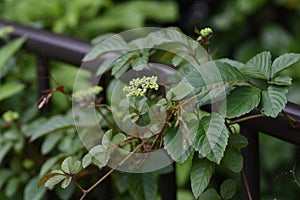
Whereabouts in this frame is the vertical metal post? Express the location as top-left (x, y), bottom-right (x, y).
top-left (160, 164), bottom-right (177, 200)
top-left (36, 54), bottom-right (51, 113)
top-left (241, 125), bottom-right (260, 200)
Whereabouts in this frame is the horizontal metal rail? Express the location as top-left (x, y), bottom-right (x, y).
top-left (1, 19), bottom-right (300, 145)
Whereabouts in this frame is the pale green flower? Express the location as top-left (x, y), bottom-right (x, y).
top-left (123, 76), bottom-right (159, 98)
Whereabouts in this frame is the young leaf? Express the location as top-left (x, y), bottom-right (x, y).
top-left (271, 53), bottom-right (300, 77)
top-left (260, 86), bottom-right (288, 118)
top-left (192, 113), bottom-right (229, 164)
top-left (90, 145), bottom-right (110, 169)
top-left (239, 51), bottom-right (271, 79)
top-left (61, 177), bottom-right (72, 189)
top-left (221, 86), bottom-right (261, 119)
top-left (61, 157), bottom-right (81, 175)
top-left (82, 153), bottom-right (92, 169)
top-left (44, 170), bottom-right (66, 189)
top-left (220, 179), bottom-right (237, 200)
top-left (190, 158), bottom-right (215, 199)
top-left (128, 173), bottom-right (158, 200)
top-left (198, 188), bottom-right (221, 200)
top-left (222, 148), bottom-right (243, 173)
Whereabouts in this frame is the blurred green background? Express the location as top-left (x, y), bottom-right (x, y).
top-left (0, 0), bottom-right (300, 199)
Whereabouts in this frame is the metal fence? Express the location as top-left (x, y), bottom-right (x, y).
top-left (1, 19), bottom-right (300, 200)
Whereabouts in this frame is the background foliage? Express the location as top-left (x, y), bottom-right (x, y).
top-left (0, 0), bottom-right (300, 199)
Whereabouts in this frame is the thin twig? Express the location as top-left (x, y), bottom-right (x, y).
top-left (242, 170), bottom-right (253, 200)
top-left (80, 139), bottom-right (149, 200)
top-left (292, 161), bottom-right (300, 189)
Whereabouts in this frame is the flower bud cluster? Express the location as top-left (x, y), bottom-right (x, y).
top-left (72, 86), bottom-right (103, 101)
top-left (123, 76), bottom-right (159, 98)
top-left (2, 110), bottom-right (19, 123)
top-left (200, 27), bottom-right (213, 38)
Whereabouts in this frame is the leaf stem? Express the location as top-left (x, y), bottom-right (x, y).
top-left (228, 114), bottom-right (265, 125)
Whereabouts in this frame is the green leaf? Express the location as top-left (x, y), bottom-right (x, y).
top-left (222, 147), bottom-right (243, 173)
top-left (111, 51), bottom-right (139, 77)
top-left (228, 134), bottom-right (248, 149)
top-left (192, 113), bottom-right (229, 164)
top-left (268, 75), bottom-right (292, 86)
top-left (83, 34), bottom-right (128, 61)
top-left (5, 177), bottom-right (20, 197)
top-left (131, 50), bottom-right (149, 71)
top-left (24, 176), bottom-right (46, 200)
top-left (113, 173), bottom-right (128, 194)
top-left (82, 153), bottom-right (92, 169)
top-left (240, 51), bottom-right (271, 79)
top-left (271, 53), bottom-right (300, 77)
top-left (61, 157), bottom-right (81, 175)
top-left (164, 126), bottom-right (193, 163)
top-left (61, 177), bottom-right (72, 189)
top-left (260, 86), bottom-right (288, 118)
top-left (221, 86), bottom-right (261, 118)
top-left (0, 169), bottom-right (13, 189)
top-left (128, 173), bottom-right (157, 200)
top-left (220, 179), bottom-right (237, 200)
top-left (167, 80), bottom-right (194, 101)
top-left (39, 155), bottom-right (64, 177)
top-left (0, 37), bottom-right (26, 76)
top-left (199, 188), bottom-right (221, 200)
top-left (190, 158), bottom-right (215, 199)
top-left (45, 170), bottom-right (66, 189)
top-left (90, 145), bottom-right (110, 169)
top-left (185, 61), bottom-right (247, 104)
top-left (41, 133), bottom-right (63, 155)
top-left (30, 114), bottom-right (74, 141)
top-left (0, 142), bottom-right (13, 163)
top-left (0, 82), bottom-right (25, 101)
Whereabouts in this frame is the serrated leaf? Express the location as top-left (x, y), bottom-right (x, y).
top-left (128, 173), bottom-right (157, 200)
top-left (190, 158), bottom-right (215, 198)
top-left (192, 113), bottom-right (229, 164)
top-left (228, 134), bottom-right (248, 149)
top-left (218, 58), bottom-right (244, 69)
top-left (0, 37), bottom-right (26, 76)
top-left (164, 126), bottom-right (193, 163)
top-left (260, 86), bottom-right (288, 118)
top-left (83, 34), bottom-right (128, 61)
top-left (24, 176), bottom-right (46, 200)
top-left (220, 179), bottom-right (237, 200)
top-left (268, 75), bottom-right (292, 86)
top-left (239, 51), bottom-right (271, 79)
top-left (111, 51), bottom-right (139, 76)
top-left (30, 114), bottom-right (74, 141)
top-left (222, 148), bottom-right (243, 173)
top-left (271, 53), bottom-right (300, 77)
top-left (199, 188), bottom-right (221, 200)
top-left (61, 157), bottom-right (81, 175)
top-left (0, 82), bottom-right (25, 101)
top-left (221, 86), bottom-right (261, 118)
top-left (44, 170), bottom-right (66, 188)
top-left (185, 61), bottom-right (247, 104)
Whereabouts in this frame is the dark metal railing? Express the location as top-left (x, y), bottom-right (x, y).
top-left (1, 19), bottom-right (300, 200)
